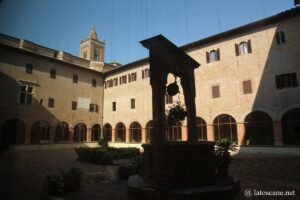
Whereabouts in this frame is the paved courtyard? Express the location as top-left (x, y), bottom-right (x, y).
top-left (0, 148), bottom-right (299, 200)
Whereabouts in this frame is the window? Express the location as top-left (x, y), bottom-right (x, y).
top-left (213, 114), bottom-right (238, 144)
top-left (275, 31), bottom-right (285, 44)
top-left (129, 72), bottom-right (137, 82)
top-left (120, 75), bottom-right (127, 85)
top-left (105, 79), bottom-right (113, 88)
top-left (50, 69), bottom-right (56, 79)
top-left (72, 101), bottom-right (77, 110)
top-left (92, 79), bottom-right (96, 87)
top-left (89, 104), bottom-right (99, 113)
top-left (275, 73), bottom-right (298, 89)
top-left (26, 64), bottom-right (33, 74)
top-left (20, 85), bottom-right (34, 105)
top-left (243, 80), bottom-right (252, 94)
top-left (212, 85), bottom-right (220, 98)
top-left (112, 101), bottom-right (116, 111)
top-left (235, 40), bottom-right (252, 56)
top-left (73, 75), bottom-right (78, 83)
top-left (142, 69), bottom-right (150, 79)
top-left (83, 52), bottom-right (87, 59)
top-left (94, 50), bottom-right (99, 61)
top-left (165, 94), bottom-right (173, 104)
top-left (131, 98), bottom-right (135, 109)
top-left (206, 49), bottom-right (220, 63)
top-left (113, 78), bottom-right (118, 86)
top-left (48, 98), bottom-right (54, 108)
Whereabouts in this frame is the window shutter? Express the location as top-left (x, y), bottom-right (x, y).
top-left (281, 31), bottom-right (286, 43)
top-left (142, 70), bottom-right (144, 79)
top-left (216, 48), bottom-right (220, 61)
top-left (89, 104), bottom-right (93, 112)
top-left (206, 52), bottom-right (210, 63)
top-left (247, 40), bottom-right (252, 53)
top-left (235, 44), bottom-right (239, 56)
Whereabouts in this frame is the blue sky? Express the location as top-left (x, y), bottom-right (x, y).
top-left (0, 0), bottom-right (295, 65)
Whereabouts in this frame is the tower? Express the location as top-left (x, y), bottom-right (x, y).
top-left (80, 26), bottom-right (105, 71)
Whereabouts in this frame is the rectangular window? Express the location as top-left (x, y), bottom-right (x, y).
top-left (165, 94), bottom-right (173, 104)
top-left (142, 69), bottom-right (150, 79)
top-left (48, 98), bottom-right (55, 108)
top-left (276, 73), bottom-right (298, 89)
top-left (212, 85), bottom-right (220, 98)
top-left (112, 101), bottom-right (116, 111)
top-left (19, 85), bottom-right (34, 105)
top-left (90, 104), bottom-right (99, 112)
top-left (243, 80), bottom-right (252, 94)
top-left (131, 98), bottom-right (135, 109)
top-left (275, 31), bottom-right (286, 44)
top-left (72, 101), bottom-right (77, 110)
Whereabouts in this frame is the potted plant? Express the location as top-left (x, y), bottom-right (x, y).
top-left (215, 138), bottom-right (237, 176)
top-left (166, 101), bottom-right (187, 126)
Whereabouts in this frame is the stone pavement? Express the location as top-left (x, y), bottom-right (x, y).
top-left (0, 149), bottom-right (299, 200)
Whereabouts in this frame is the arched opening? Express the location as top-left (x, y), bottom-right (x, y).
top-left (196, 117), bottom-right (207, 141)
top-left (167, 121), bottom-right (182, 142)
top-left (1, 118), bottom-right (25, 145)
top-left (55, 121), bottom-right (69, 143)
top-left (91, 124), bottom-right (101, 142)
top-left (103, 123), bottom-right (112, 141)
top-left (129, 122), bottom-right (142, 143)
top-left (145, 120), bottom-right (153, 144)
top-left (244, 111), bottom-right (274, 145)
top-left (213, 114), bottom-right (238, 144)
top-left (74, 123), bottom-right (87, 143)
top-left (31, 120), bottom-right (50, 144)
top-left (115, 122), bottom-right (126, 142)
top-left (282, 108), bottom-right (300, 145)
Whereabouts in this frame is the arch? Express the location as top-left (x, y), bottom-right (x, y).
top-left (129, 122), bottom-right (142, 143)
top-left (31, 120), bottom-right (50, 144)
top-left (244, 111), bottom-right (274, 145)
top-left (55, 121), bottom-right (69, 143)
top-left (103, 123), bottom-right (112, 141)
top-left (145, 120), bottom-right (153, 144)
top-left (167, 121), bottom-right (182, 142)
top-left (115, 122), bottom-right (126, 142)
top-left (1, 118), bottom-right (25, 145)
top-left (213, 114), bottom-right (238, 144)
top-left (282, 108), bottom-right (300, 145)
top-left (74, 123), bottom-right (87, 143)
top-left (91, 124), bottom-right (101, 142)
top-left (196, 117), bottom-right (207, 141)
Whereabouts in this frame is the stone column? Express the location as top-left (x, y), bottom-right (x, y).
top-left (111, 128), bottom-right (116, 142)
top-left (273, 121), bottom-right (283, 146)
top-left (24, 126), bottom-right (31, 144)
top-left (181, 126), bottom-right (188, 141)
top-left (141, 127), bottom-right (146, 144)
top-left (69, 128), bottom-right (74, 143)
top-left (237, 123), bottom-right (245, 145)
top-left (87, 128), bottom-right (92, 142)
top-left (207, 125), bottom-right (214, 141)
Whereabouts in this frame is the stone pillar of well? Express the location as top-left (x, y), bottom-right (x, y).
top-left (24, 126), bottom-right (31, 144)
top-left (237, 123), bottom-right (245, 145)
top-left (207, 125), bottom-right (214, 141)
top-left (273, 121), bottom-right (283, 145)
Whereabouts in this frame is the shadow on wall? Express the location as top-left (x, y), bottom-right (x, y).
top-left (0, 72), bottom-right (99, 146)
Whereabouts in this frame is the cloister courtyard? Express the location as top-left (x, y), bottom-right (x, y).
top-left (0, 148), bottom-right (299, 200)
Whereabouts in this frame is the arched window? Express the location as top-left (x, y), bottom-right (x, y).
top-left (31, 120), bottom-right (50, 144)
top-left (167, 121), bottom-right (182, 142)
top-left (50, 69), bottom-right (56, 79)
top-left (145, 120), bottom-right (153, 144)
top-left (282, 108), bottom-right (300, 145)
top-left (1, 118), bottom-right (25, 145)
top-left (55, 121), bottom-right (69, 143)
top-left (209, 50), bottom-right (217, 62)
top-left (92, 79), bottom-right (97, 87)
top-left (73, 74), bottom-right (78, 83)
top-left (239, 42), bottom-right (248, 55)
top-left (244, 112), bottom-right (274, 145)
top-left (91, 124), bottom-right (101, 142)
top-left (103, 123), bottom-right (112, 141)
top-left (74, 123), bottom-right (87, 143)
top-left (115, 123), bottom-right (126, 142)
top-left (129, 122), bottom-right (142, 143)
top-left (213, 114), bottom-right (237, 144)
top-left (196, 117), bottom-right (207, 141)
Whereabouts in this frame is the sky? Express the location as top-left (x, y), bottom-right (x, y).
top-left (0, 0), bottom-right (296, 65)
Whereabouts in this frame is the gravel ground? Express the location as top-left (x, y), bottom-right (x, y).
top-left (0, 149), bottom-right (299, 200)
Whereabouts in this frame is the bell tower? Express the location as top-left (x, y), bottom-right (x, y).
top-left (80, 26), bottom-right (105, 71)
